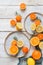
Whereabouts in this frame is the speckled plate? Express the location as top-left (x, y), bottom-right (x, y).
top-left (24, 12), bottom-right (43, 35)
top-left (4, 31), bottom-right (30, 58)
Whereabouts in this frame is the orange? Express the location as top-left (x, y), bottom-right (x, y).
top-left (29, 13), bottom-right (36, 21)
top-left (34, 19), bottom-right (41, 26)
top-left (32, 50), bottom-right (41, 60)
top-left (9, 46), bottom-right (19, 55)
top-left (16, 15), bottom-right (22, 22)
top-left (11, 40), bottom-right (17, 46)
top-left (20, 3), bottom-right (26, 10)
top-left (37, 33), bottom-right (43, 40)
top-left (22, 47), bottom-right (29, 54)
top-left (30, 37), bottom-right (40, 46)
top-left (10, 19), bottom-right (16, 27)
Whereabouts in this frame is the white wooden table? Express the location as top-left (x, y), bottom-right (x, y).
top-left (0, 0), bottom-right (43, 65)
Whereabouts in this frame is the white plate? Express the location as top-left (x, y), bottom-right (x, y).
top-left (4, 31), bottom-right (30, 58)
top-left (24, 12), bottom-right (43, 35)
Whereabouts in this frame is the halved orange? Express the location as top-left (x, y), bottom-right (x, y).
top-left (29, 13), bottom-right (36, 21)
top-left (9, 46), bottom-right (19, 55)
top-left (32, 50), bottom-right (41, 60)
top-left (30, 37), bottom-right (40, 46)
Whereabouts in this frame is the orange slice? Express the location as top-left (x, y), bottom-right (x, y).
top-left (37, 33), bottom-right (43, 40)
top-left (34, 19), bottom-right (41, 26)
top-left (10, 19), bottom-right (16, 27)
top-left (36, 25), bottom-right (43, 33)
top-left (11, 40), bottom-right (17, 46)
top-left (32, 50), bottom-right (41, 60)
top-left (9, 46), bottom-right (19, 55)
top-left (39, 42), bottom-right (43, 50)
top-left (29, 13), bottom-right (36, 21)
top-left (20, 3), bottom-right (26, 10)
top-left (30, 37), bottom-right (40, 46)
top-left (17, 40), bottom-right (24, 48)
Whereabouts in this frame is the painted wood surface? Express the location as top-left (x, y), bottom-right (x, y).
top-left (0, 0), bottom-right (43, 65)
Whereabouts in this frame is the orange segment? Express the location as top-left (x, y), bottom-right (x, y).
top-left (9, 46), bottom-right (19, 55)
top-left (10, 19), bottom-right (16, 27)
top-left (29, 13), bottom-right (36, 21)
top-left (32, 50), bottom-right (41, 60)
top-left (20, 3), bottom-right (26, 10)
top-left (34, 19), bottom-right (41, 26)
top-left (30, 37), bottom-right (40, 46)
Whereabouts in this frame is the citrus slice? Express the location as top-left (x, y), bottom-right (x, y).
top-left (32, 50), bottom-right (41, 60)
top-left (17, 40), bottom-right (24, 48)
top-left (11, 40), bottom-right (17, 46)
top-left (27, 58), bottom-right (35, 65)
top-left (10, 19), bottom-right (16, 27)
top-left (29, 13), bottom-right (36, 21)
top-left (9, 46), bottom-right (19, 55)
top-left (30, 23), bottom-right (36, 31)
top-left (20, 3), bottom-right (26, 10)
top-left (16, 22), bottom-right (22, 31)
top-left (34, 19), bottom-right (41, 26)
top-left (39, 42), bottom-right (43, 50)
top-left (36, 25), bottom-right (43, 33)
top-left (37, 33), bottom-right (43, 40)
top-left (30, 37), bottom-right (40, 46)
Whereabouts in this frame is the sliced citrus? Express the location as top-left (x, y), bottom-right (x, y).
top-left (36, 25), bottom-right (43, 33)
top-left (16, 22), bottom-right (22, 31)
top-left (10, 19), bottom-right (16, 27)
top-left (9, 46), bottom-right (19, 55)
top-left (29, 13), bottom-right (36, 21)
top-left (30, 23), bottom-right (36, 31)
top-left (34, 19), bottom-right (41, 26)
top-left (20, 3), bottom-right (26, 10)
top-left (30, 37), bottom-right (40, 46)
top-left (32, 50), bottom-right (41, 60)
top-left (37, 33), bottom-right (43, 40)
top-left (11, 40), bottom-right (17, 46)
top-left (17, 40), bottom-right (24, 48)
top-left (39, 42), bottom-right (43, 50)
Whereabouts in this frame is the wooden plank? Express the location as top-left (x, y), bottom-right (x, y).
top-left (0, 57), bottom-right (19, 65)
top-left (0, 32), bottom-right (11, 44)
top-left (0, 0), bottom-right (43, 5)
top-left (0, 6), bottom-right (43, 19)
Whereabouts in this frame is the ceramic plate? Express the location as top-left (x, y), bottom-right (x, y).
top-left (4, 31), bottom-right (30, 58)
top-left (24, 12), bottom-right (43, 35)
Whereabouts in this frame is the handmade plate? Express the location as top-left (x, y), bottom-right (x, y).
top-left (4, 31), bottom-right (30, 58)
top-left (24, 12), bottom-right (43, 35)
